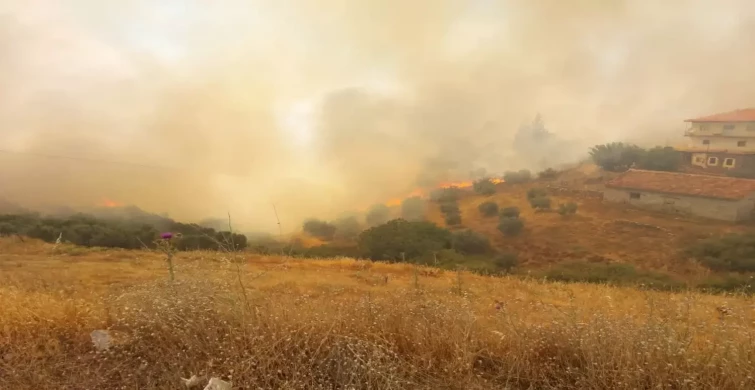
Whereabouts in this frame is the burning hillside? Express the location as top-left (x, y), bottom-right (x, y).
top-left (383, 178), bottom-right (504, 207)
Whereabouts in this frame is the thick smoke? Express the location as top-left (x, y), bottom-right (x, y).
top-left (2, 0), bottom-right (755, 233)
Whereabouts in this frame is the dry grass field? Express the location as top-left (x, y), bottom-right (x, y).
top-left (1, 238), bottom-right (754, 389)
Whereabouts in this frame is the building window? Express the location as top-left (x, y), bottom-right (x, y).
top-left (724, 158), bottom-right (736, 168)
top-left (738, 140), bottom-right (747, 147)
top-left (702, 139), bottom-right (710, 145)
top-left (629, 192), bottom-right (641, 199)
top-left (694, 155), bottom-right (705, 164)
top-left (708, 157), bottom-right (719, 166)
top-left (699, 124), bottom-right (708, 131)
top-left (724, 124), bottom-right (736, 131)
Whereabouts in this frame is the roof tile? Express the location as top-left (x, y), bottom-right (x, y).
top-left (685, 108), bottom-right (755, 122)
top-left (605, 169), bottom-right (755, 200)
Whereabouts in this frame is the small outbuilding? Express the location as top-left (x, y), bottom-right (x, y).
top-left (604, 169), bottom-right (755, 221)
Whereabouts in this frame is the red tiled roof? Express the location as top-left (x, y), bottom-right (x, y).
top-left (685, 108), bottom-right (755, 123)
top-left (605, 169), bottom-right (755, 200)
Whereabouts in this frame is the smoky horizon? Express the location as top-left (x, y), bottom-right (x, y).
top-left (2, 0), bottom-right (754, 233)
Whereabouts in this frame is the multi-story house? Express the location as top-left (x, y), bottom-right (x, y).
top-left (677, 108), bottom-right (755, 176)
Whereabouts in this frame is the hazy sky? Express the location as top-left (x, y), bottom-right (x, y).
top-left (2, 0), bottom-right (755, 233)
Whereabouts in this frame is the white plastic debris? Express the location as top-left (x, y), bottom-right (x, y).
top-left (90, 330), bottom-right (112, 351)
top-left (204, 377), bottom-right (232, 390)
top-left (181, 375), bottom-right (205, 388)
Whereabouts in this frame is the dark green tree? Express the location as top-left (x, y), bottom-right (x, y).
top-left (498, 218), bottom-right (524, 236)
top-left (357, 219), bottom-right (452, 261)
top-left (472, 178), bottom-right (497, 195)
top-left (452, 229), bottom-right (491, 255)
top-left (500, 206), bottom-right (521, 219)
top-left (637, 146), bottom-right (680, 172)
top-left (478, 201), bottom-right (499, 217)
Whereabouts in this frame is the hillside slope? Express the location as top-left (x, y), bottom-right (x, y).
top-left (425, 173), bottom-right (749, 276)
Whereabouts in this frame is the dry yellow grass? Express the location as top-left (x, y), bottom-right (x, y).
top-left (428, 182), bottom-right (749, 275)
top-left (1, 238), bottom-right (754, 389)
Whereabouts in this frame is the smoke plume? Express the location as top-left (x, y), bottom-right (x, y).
top-left (2, 0), bottom-right (755, 233)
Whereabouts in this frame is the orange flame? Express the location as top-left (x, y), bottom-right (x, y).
top-left (437, 180), bottom-right (473, 188)
top-left (98, 198), bottom-right (124, 208)
top-left (385, 188), bottom-right (424, 207)
top-left (382, 178), bottom-right (504, 207)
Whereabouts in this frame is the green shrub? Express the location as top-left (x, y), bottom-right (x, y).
top-left (175, 235), bottom-right (219, 251)
top-left (544, 262), bottom-right (680, 289)
top-left (218, 232), bottom-right (248, 251)
top-left (293, 244), bottom-right (362, 259)
top-left (558, 202), bottom-right (578, 216)
top-left (499, 206), bottom-right (520, 219)
top-left (333, 216), bottom-right (362, 240)
top-left (430, 187), bottom-right (463, 203)
top-left (478, 201), bottom-right (499, 217)
top-left (26, 224), bottom-right (58, 242)
top-left (546, 262), bottom-right (637, 284)
top-left (302, 219), bottom-right (337, 241)
top-left (365, 204), bottom-right (391, 227)
top-left (439, 201), bottom-right (460, 215)
top-left (430, 250), bottom-right (509, 276)
top-left (697, 275), bottom-right (755, 294)
top-left (357, 219), bottom-right (452, 261)
top-left (589, 142), bottom-right (644, 172)
top-left (176, 231), bottom-right (247, 251)
top-left (503, 170), bottom-right (532, 184)
top-left (538, 168), bottom-right (560, 179)
top-left (472, 178), bottom-right (497, 196)
top-left (0, 222), bottom-right (15, 236)
top-left (529, 196), bottom-right (552, 210)
top-left (0, 212), bottom-right (247, 251)
top-left (497, 218), bottom-right (524, 236)
top-left (444, 212), bottom-right (462, 226)
top-left (429, 248), bottom-right (466, 266)
top-left (526, 188), bottom-right (548, 200)
top-left (686, 234), bottom-right (755, 273)
top-left (401, 196), bottom-right (426, 221)
top-left (452, 230), bottom-right (491, 255)
top-left (637, 146), bottom-right (680, 172)
top-left (493, 252), bottom-right (519, 273)
top-left (247, 233), bottom-right (287, 254)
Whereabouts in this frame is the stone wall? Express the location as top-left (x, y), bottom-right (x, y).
top-left (603, 188), bottom-right (753, 222)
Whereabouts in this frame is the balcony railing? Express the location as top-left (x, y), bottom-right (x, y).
top-left (684, 129), bottom-right (723, 136)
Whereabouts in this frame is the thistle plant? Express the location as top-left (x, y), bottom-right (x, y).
top-left (155, 232), bottom-right (179, 281)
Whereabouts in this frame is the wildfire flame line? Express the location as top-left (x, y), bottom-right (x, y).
top-left (383, 178), bottom-right (504, 207)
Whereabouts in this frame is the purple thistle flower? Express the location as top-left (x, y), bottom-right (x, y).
top-left (160, 232), bottom-right (173, 240)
